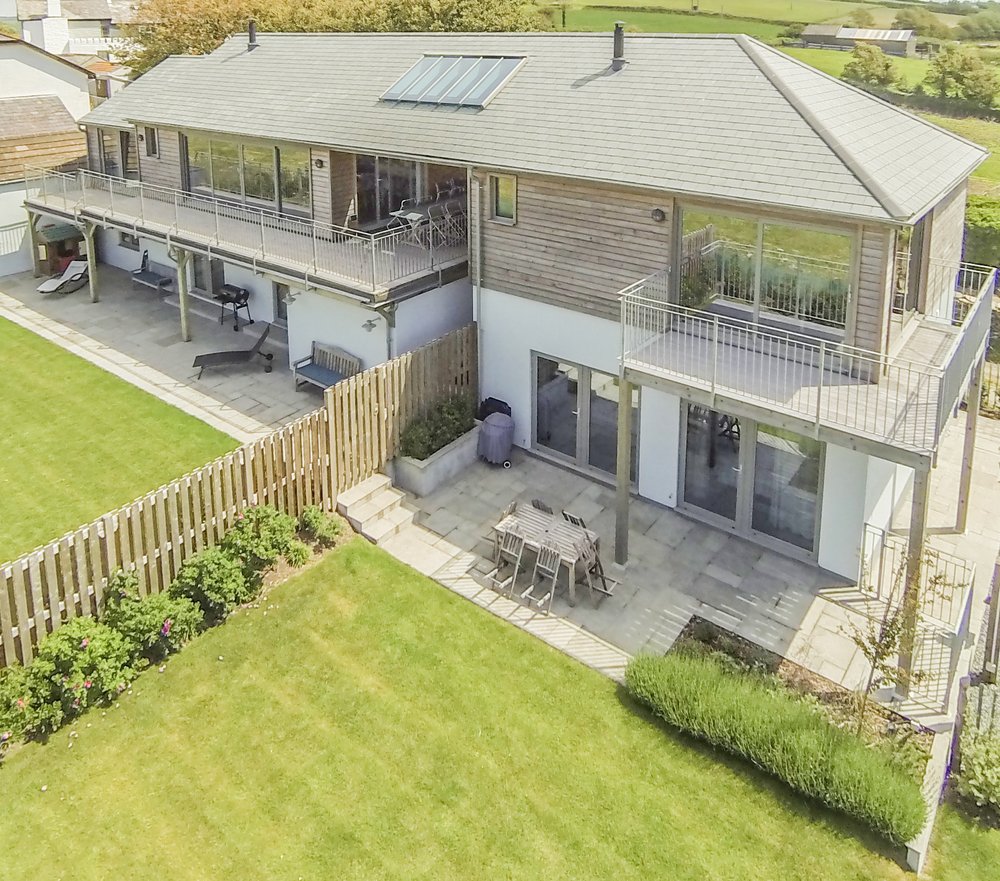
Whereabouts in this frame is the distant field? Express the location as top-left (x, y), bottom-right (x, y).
top-left (561, 8), bottom-right (786, 39)
top-left (567, 0), bottom-right (910, 26)
top-left (781, 46), bottom-right (931, 89)
top-left (920, 113), bottom-right (1000, 185)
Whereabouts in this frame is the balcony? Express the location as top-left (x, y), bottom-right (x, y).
top-left (620, 262), bottom-right (996, 460)
top-left (24, 169), bottom-right (468, 298)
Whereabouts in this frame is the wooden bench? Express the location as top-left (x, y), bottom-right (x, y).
top-left (293, 341), bottom-right (361, 391)
top-left (131, 250), bottom-right (173, 293)
top-left (192, 323), bottom-right (273, 379)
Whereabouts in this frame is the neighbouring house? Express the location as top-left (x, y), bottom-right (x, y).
top-left (0, 32), bottom-right (91, 273)
top-left (21, 29), bottom-right (992, 584)
top-left (12, 0), bottom-right (134, 59)
top-left (801, 25), bottom-right (916, 57)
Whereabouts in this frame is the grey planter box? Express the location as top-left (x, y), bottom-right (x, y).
top-left (393, 424), bottom-right (480, 497)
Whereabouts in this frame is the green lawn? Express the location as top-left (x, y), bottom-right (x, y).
top-left (921, 113), bottom-right (1000, 186)
top-left (0, 318), bottom-right (237, 562)
top-left (559, 8), bottom-right (786, 40)
top-left (2, 541), bottom-right (997, 879)
top-left (781, 46), bottom-right (931, 89)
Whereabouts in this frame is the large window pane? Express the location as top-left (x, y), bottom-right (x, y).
top-left (681, 211), bottom-right (757, 311)
top-left (186, 134), bottom-right (212, 193)
top-left (536, 357), bottom-right (577, 460)
top-left (683, 405), bottom-right (740, 522)
top-left (242, 144), bottom-right (276, 205)
top-left (760, 223), bottom-right (851, 328)
top-left (751, 425), bottom-right (821, 551)
top-left (210, 139), bottom-right (242, 197)
top-left (588, 371), bottom-right (637, 481)
top-left (278, 146), bottom-right (311, 215)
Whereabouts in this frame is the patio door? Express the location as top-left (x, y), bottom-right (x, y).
top-left (680, 402), bottom-right (822, 554)
top-left (192, 255), bottom-right (224, 296)
top-left (533, 354), bottom-right (638, 482)
top-left (355, 155), bottom-right (418, 226)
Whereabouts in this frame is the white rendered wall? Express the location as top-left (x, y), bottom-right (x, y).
top-left (96, 228), bottom-right (171, 271)
top-left (864, 456), bottom-right (914, 531)
top-left (285, 289), bottom-right (388, 369)
top-left (817, 445), bottom-right (869, 579)
top-left (0, 183), bottom-right (32, 276)
top-left (479, 287), bottom-right (621, 449)
top-left (637, 386), bottom-right (681, 508)
top-left (19, 17), bottom-right (71, 56)
top-left (394, 278), bottom-right (472, 355)
top-left (221, 264), bottom-right (274, 325)
top-left (0, 42), bottom-right (90, 118)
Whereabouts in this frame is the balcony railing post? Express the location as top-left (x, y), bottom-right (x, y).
top-left (816, 340), bottom-right (826, 424)
top-left (214, 201), bottom-right (220, 244)
top-left (370, 236), bottom-right (378, 292)
top-left (173, 193), bottom-right (179, 232)
top-left (711, 316), bottom-right (719, 393)
top-left (259, 209), bottom-right (266, 256)
top-left (108, 177), bottom-right (115, 216)
top-left (312, 226), bottom-right (318, 273)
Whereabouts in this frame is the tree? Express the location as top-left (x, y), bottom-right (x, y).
top-left (925, 44), bottom-right (1000, 107)
top-left (842, 44), bottom-right (899, 89)
top-left (121, 0), bottom-right (545, 75)
top-left (847, 9), bottom-right (876, 29)
top-left (892, 8), bottom-right (951, 40)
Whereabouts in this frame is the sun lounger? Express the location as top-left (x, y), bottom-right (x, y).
top-left (192, 324), bottom-right (273, 379)
top-left (36, 260), bottom-right (89, 294)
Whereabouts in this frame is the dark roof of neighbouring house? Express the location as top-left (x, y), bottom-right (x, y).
top-left (80, 31), bottom-right (988, 223)
top-left (16, 0), bottom-right (136, 21)
top-left (0, 95), bottom-right (88, 182)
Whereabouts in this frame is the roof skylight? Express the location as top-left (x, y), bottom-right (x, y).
top-left (381, 55), bottom-right (524, 108)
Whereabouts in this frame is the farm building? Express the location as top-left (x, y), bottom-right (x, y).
top-left (800, 25), bottom-right (915, 57)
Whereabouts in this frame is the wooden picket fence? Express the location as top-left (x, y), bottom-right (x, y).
top-left (0, 324), bottom-right (478, 668)
top-left (327, 322), bottom-right (478, 489)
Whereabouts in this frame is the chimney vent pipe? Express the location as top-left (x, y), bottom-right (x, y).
top-left (612, 22), bottom-right (626, 71)
top-left (248, 19), bottom-right (258, 51)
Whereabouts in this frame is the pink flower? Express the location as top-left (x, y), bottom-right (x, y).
top-left (16, 698), bottom-right (25, 709)
top-left (83, 680), bottom-right (92, 689)
top-left (80, 638), bottom-right (89, 649)
top-left (161, 619), bottom-right (172, 636)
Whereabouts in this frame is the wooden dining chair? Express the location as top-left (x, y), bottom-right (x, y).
top-left (520, 543), bottom-right (561, 615)
top-left (487, 528), bottom-right (525, 597)
top-left (531, 499), bottom-right (553, 515)
top-left (562, 511), bottom-right (587, 529)
top-left (584, 551), bottom-right (619, 600)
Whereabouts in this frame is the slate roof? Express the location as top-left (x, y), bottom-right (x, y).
top-left (0, 94), bottom-right (78, 140)
top-left (80, 31), bottom-right (988, 223)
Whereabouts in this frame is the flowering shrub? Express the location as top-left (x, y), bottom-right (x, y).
top-left (299, 505), bottom-right (342, 548)
top-left (0, 663), bottom-right (30, 741)
top-left (220, 506), bottom-right (297, 580)
top-left (102, 571), bottom-right (203, 663)
top-left (10, 618), bottom-right (136, 736)
top-left (284, 539), bottom-right (311, 568)
top-left (958, 727), bottom-right (1000, 815)
top-left (169, 547), bottom-right (251, 619)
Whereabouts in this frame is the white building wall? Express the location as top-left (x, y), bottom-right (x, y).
top-left (0, 183), bottom-right (32, 276)
top-left (96, 228), bottom-right (170, 271)
top-left (220, 264), bottom-right (274, 325)
top-left (394, 278), bottom-right (472, 355)
top-left (20, 16), bottom-right (71, 56)
top-left (0, 41), bottom-right (91, 119)
top-left (817, 445), bottom-right (869, 579)
top-left (637, 387), bottom-right (681, 508)
top-left (285, 289), bottom-right (388, 369)
top-left (480, 287), bottom-right (620, 448)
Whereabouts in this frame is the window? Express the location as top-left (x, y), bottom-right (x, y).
top-left (381, 55), bottom-right (524, 108)
top-left (490, 175), bottom-right (516, 224)
top-left (144, 127), bottom-right (158, 157)
top-left (119, 232), bottom-right (139, 251)
top-left (277, 145), bottom-right (310, 216)
top-left (186, 133), bottom-right (212, 193)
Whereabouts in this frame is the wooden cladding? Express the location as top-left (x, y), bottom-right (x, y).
top-left (136, 129), bottom-right (183, 190)
top-left (326, 322), bottom-right (478, 489)
top-left (0, 131), bottom-right (86, 185)
top-left (0, 325), bottom-right (477, 667)
top-left (479, 172), bottom-right (672, 322)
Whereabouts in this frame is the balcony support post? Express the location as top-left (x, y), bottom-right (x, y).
top-left (896, 460), bottom-right (931, 699)
top-left (26, 211), bottom-right (44, 278)
top-left (81, 221), bottom-right (99, 303)
top-left (173, 247), bottom-right (193, 342)
top-left (956, 351), bottom-right (985, 534)
top-left (614, 375), bottom-right (634, 566)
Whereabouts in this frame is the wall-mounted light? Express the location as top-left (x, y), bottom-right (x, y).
top-left (650, 208), bottom-right (666, 223)
top-left (313, 158), bottom-right (325, 169)
top-left (362, 318), bottom-right (378, 332)
top-left (137, 133), bottom-right (144, 142)
top-left (282, 289), bottom-right (298, 305)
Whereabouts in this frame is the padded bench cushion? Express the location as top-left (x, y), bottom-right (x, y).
top-left (133, 269), bottom-right (171, 289)
top-left (297, 362), bottom-right (344, 389)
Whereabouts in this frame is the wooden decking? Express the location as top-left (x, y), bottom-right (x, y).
top-left (26, 182), bottom-right (467, 297)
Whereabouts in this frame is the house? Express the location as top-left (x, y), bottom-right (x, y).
top-left (12, 0), bottom-right (133, 59)
top-left (21, 28), bottom-right (992, 584)
top-left (0, 33), bottom-right (91, 273)
top-left (801, 25), bottom-right (916, 57)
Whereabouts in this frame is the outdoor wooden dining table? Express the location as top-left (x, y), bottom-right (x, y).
top-left (493, 506), bottom-right (599, 606)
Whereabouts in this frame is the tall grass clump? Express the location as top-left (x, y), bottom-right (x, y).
top-left (625, 651), bottom-right (926, 844)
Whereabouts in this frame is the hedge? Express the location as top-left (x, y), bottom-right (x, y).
top-left (625, 652), bottom-right (926, 845)
top-left (965, 196), bottom-right (1000, 269)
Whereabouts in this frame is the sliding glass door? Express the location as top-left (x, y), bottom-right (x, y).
top-left (534, 355), bottom-right (638, 481)
top-left (355, 154), bottom-right (418, 226)
top-left (681, 402), bottom-right (822, 554)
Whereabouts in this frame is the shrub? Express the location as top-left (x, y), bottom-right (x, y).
top-left (220, 505), bottom-right (297, 579)
top-left (625, 652), bottom-right (926, 844)
top-left (102, 571), bottom-right (203, 663)
top-left (0, 663), bottom-right (30, 742)
top-left (957, 726), bottom-right (1000, 815)
top-left (399, 394), bottom-right (475, 460)
top-left (285, 538), bottom-right (311, 568)
top-left (169, 547), bottom-right (251, 619)
top-left (299, 505), bottom-right (342, 548)
top-left (965, 195), bottom-right (1000, 269)
top-left (13, 618), bottom-right (137, 736)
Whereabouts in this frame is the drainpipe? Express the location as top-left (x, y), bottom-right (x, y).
top-left (470, 165), bottom-right (483, 402)
top-left (379, 302), bottom-right (397, 360)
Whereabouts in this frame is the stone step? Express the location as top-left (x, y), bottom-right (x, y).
top-left (363, 505), bottom-right (416, 545)
top-left (337, 474), bottom-right (392, 513)
top-left (343, 487), bottom-right (404, 530)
